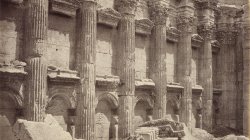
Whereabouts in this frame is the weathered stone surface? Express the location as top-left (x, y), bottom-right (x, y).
top-left (13, 115), bottom-right (73, 140)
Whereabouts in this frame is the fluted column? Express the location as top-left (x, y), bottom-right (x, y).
top-left (177, 2), bottom-right (194, 127)
top-left (243, 3), bottom-right (250, 137)
top-left (148, 1), bottom-right (168, 119)
top-left (24, 0), bottom-right (48, 122)
top-left (116, 0), bottom-right (137, 139)
top-left (75, 1), bottom-right (97, 139)
top-left (198, 25), bottom-right (214, 131)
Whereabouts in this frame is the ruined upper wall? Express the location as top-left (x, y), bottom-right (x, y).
top-left (219, 0), bottom-right (248, 6)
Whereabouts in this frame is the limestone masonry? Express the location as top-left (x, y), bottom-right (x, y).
top-left (0, 0), bottom-right (249, 140)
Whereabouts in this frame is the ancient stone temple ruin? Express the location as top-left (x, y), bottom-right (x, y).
top-left (0, 0), bottom-right (250, 140)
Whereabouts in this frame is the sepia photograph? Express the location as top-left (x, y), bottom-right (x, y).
top-left (0, 0), bottom-right (249, 139)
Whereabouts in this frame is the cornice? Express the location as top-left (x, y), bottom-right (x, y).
top-left (0, 60), bottom-right (27, 76)
top-left (47, 65), bottom-right (80, 84)
top-left (135, 19), bottom-right (154, 35)
top-left (96, 75), bottom-right (120, 91)
top-left (97, 8), bottom-right (122, 28)
top-left (166, 27), bottom-right (180, 43)
top-left (135, 78), bottom-right (155, 90)
top-left (217, 4), bottom-right (242, 18)
top-left (49, 0), bottom-right (78, 17)
top-left (167, 83), bottom-right (184, 93)
top-left (211, 40), bottom-right (220, 53)
top-left (191, 34), bottom-right (204, 48)
top-left (192, 85), bottom-right (203, 94)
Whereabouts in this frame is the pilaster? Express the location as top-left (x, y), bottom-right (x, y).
top-left (148, 0), bottom-right (169, 119)
top-left (24, 0), bottom-right (48, 122)
top-left (116, 0), bottom-right (137, 139)
top-left (177, 1), bottom-right (194, 127)
top-left (75, 0), bottom-right (97, 139)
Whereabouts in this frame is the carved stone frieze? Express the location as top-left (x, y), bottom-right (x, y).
top-left (115, 0), bottom-right (138, 15)
top-left (97, 8), bottom-right (122, 28)
top-left (148, 1), bottom-right (170, 25)
top-left (192, 34), bottom-right (204, 48)
top-left (166, 27), bottom-right (181, 43)
top-left (211, 40), bottom-right (220, 53)
top-left (49, 0), bottom-right (78, 17)
top-left (135, 19), bottom-right (154, 35)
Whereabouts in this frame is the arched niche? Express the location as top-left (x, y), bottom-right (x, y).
top-left (95, 93), bottom-right (118, 140)
top-left (0, 89), bottom-right (23, 140)
top-left (133, 93), bottom-right (154, 130)
top-left (46, 94), bottom-right (73, 131)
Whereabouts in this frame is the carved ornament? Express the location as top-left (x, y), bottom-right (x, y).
top-left (148, 1), bottom-right (170, 25)
top-left (176, 16), bottom-right (194, 32)
top-left (192, 85), bottom-right (203, 94)
top-left (115, 0), bottom-right (138, 15)
top-left (97, 8), bottom-right (122, 28)
top-left (211, 40), bottom-right (220, 53)
top-left (96, 75), bottom-right (120, 92)
top-left (197, 24), bottom-right (215, 39)
top-left (134, 92), bottom-right (154, 108)
top-left (135, 78), bottom-right (155, 90)
top-left (49, 0), bottom-right (78, 17)
top-left (194, 0), bottom-right (218, 11)
top-left (166, 27), bottom-right (181, 43)
top-left (167, 83), bottom-right (184, 93)
top-left (135, 19), bottom-right (154, 35)
top-left (191, 34), bottom-right (204, 48)
top-left (0, 60), bottom-right (27, 77)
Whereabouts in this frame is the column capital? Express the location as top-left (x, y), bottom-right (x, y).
top-left (148, 0), bottom-right (169, 25)
top-left (194, 0), bottom-right (218, 11)
top-left (177, 16), bottom-right (194, 32)
top-left (197, 24), bottom-right (215, 39)
top-left (116, 0), bottom-right (138, 15)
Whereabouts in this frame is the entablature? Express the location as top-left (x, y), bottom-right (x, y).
top-left (192, 85), bottom-right (203, 94)
top-left (97, 8), bottom-right (122, 28)
top-left (47, 65), bottom-right (80, 84)
top-left (167, 82), bottom-right (184, 93)
top-left (96, 75), bottom-right (120, 91)
top-left (135, 78), bottom-right (155, 90)
top-left (211, 40), bottom-right (220, 53)
top-left (191, 34), bottom-right (204, 48)
top-left (166, 27), bottom-right (180, 43)
top-left (49, 0), bottom-right (79, 17)
top-left (0, 60), bottom-right (27, 77)
top-left (135, 19), bottom-right (154, 35)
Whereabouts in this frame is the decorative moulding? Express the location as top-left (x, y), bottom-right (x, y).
top-left (135, 78), bottom-right (155, 90)
top-left (166, 27), bottom-right (180, 43)
top-left (97, 8), bottom-right (122, 28)
top-left (96, 75), bottom-right (120, 89)
top-left (192, 34), bottom-right (204, 48)
top-left (49, 0), bottom-right (78, 17)
top-left (192, 85), bottom-right (203, 94)
top-left (213, 88), bottom-right (222, 95)
top-left (135, 19), bottom-right (154, 36)
top-left (211, 40), bottom-right (220, 53)
top-left (0, 60), bottom-right (27, 77)
top-left (47, 65), bottom-right (80, 83)
top-left (167, 82), bottom-right (184, 93)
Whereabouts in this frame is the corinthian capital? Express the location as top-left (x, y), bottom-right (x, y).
top-left (194, 0), bottom-right (218, 11)
top-left (115, 0), bottom-right (138, 15)
top-left (197, 24), bottom-right (215, 39)
top-left (148, 0), bottom-right (169, 25)
top-left (177, 16), bottom-right (194, 32)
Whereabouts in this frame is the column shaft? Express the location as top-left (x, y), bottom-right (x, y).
top-left (177, 15), bottom-right (193, 127)
top-left (76, 1), bottom-right (97, 139)
top-left (117, 1), bottom-right (136, 139)
top-left (24, 0), bottom-right (48, 122)
top-left (198, 25), bottom-right (213, 131)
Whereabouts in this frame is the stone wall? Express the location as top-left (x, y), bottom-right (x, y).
top-left (166, 42), bottom-right (178, 83)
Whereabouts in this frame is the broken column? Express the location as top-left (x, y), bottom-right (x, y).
top-left (24, 0), bottom-right (48, 122)
top-left (116, 0), bottom-right (137, 139)
top-left (196, 0), bottom-right (217, 131)
top-left (75, 0), bottom-right (97, 139)
top-left (148, 0), bottom-right (169, 119)
top-left (243, 3), bottom-right (250, 137)
top-left (177, 0), bottom-right (194, 128)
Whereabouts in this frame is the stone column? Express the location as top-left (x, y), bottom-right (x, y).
top-left (24, 0), bottom-right (48, 122)
top-left (75, 1), bottom-right (97, 139)
top-left (177, 1), bottom-right (194, 127)
top-left (243, 3), bottom-right (250, 137)
top-left (148, 1), bottom-right (168, 119)
top-left (116, 0), bottom-right (137, 139)
top-left (198, 25), bottom-right (214, 131)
